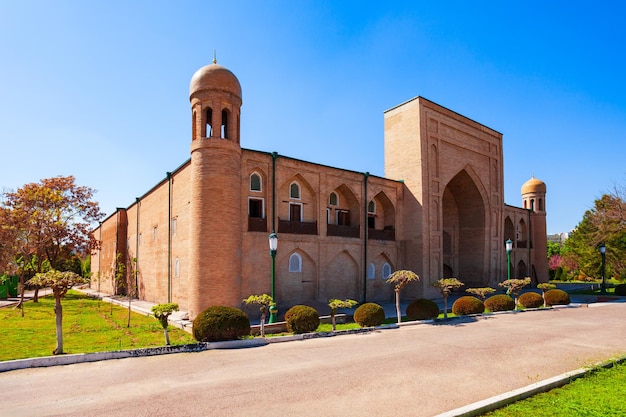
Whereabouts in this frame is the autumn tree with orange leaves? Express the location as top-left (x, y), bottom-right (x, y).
top-left (0, 176), bottom-right (104, 313)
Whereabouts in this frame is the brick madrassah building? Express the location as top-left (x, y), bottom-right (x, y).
top-left (91, 60), bottom-right (548, 319)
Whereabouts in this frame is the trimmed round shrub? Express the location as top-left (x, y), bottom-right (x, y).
top-left (353, 302), bottom-right (385, 327)
top-left (544, 289), bottom-right (570, 306)
top-left (451, 296), bottom-right (485, 316)
top-left (614, 284), bottom-right (626, 296)
top-left (406, 298), bottom-right (440, 320)
top-left (192, 306), bottom-right (250, 342)
top-left (518, 292), bottom-right (544, 309)
top-left (284, 305), bottom-right (320, 334)
top-left (485, 294), bottom-right (515, 312)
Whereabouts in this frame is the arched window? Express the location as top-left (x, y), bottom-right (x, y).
top-left (205, 108), bottom-right (213, 137)
top-left (538, 198), bottom-right (544, 211)
top-left (289, 253), bottom-right (302, 272)
top-left (290, 182), bottom-right (300, 199)
top-left (221, 109), bottom-right (229, 139)
top-left (367, 263), bottom-right (375, 279)
top-left (192, 110), bottom-right (197, 140)
top-left (174, 258), bottom-right (180, 277)
top-left (368, 200), bottom-right (376, 229)
top-left (382, 263), bottom-right (392, 279)
top-left (329, 192), bottom-right (338, 206)
top-left (250, 173), bottom-right (261, 192)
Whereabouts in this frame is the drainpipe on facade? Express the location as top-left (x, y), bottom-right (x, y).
top-left (135, 198), bottom-right (140, 299)
top-left (114, 209), bottom-right (119, 295)
top-left (98, 221), bottom-right (102, 296)
top-left (363, 172), bottom-right (370, 303)
top-left (269, 152), bottom-right (279, 321)
top-left (271, 152), bottom-right (277, 233)
top-left (167, 172), bottom-right (172, 303)
top-left (527, 208), bottom-right (532, 280)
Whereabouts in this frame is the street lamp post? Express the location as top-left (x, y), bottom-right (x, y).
top-left (505, 239), bottom-right (513, 295)
top-left (268, 232), bottom-right (278, 323)
top-left (599, 243), bottom-right (606, 295)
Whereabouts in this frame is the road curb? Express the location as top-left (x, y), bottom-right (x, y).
top-left (434, 356), bottom-right (626, 417)
top-left (0, 339), bottom-right (268, 373)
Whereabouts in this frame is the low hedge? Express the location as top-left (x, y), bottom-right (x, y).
top-left (518, 292), bottom-right (544, 309)
top-left (451, 296), bottom-right (485, 316)
top-left (485, 294), bottom-right (515, 312)
top-left (406, 299), bottom-right (440, 320)
top-left (544, 289), bottom-right (570, 306)
top-left (284, 305), bottom-right (320, 334)
top-left (192, 306), bottom-right (250, 342)
top-left (614, 284), bottom-right (626, 296)
top-left (353, 302), bottom-right (385, 327)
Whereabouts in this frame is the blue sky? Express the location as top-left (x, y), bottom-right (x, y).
top-left (1, 1), bottom-right (625, 235)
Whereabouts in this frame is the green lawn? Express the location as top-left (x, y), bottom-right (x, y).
top-left (0, 291), bottom-right (194, 361)
top-left (482, 361), bottom-right (626, 416)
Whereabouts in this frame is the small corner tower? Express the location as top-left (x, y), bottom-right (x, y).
top-left (188, 60), bottom-right (243, 318)
top-left (521, 176), bottom-right (549, 283)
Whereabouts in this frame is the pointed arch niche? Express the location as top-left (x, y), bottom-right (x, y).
top-left (368, 191), bottom-right (396, 241)
top-left (320, 250), bottom-right (359, 302)
top-left (442, 169), bottom-right (487, 287)
top-left (278, 250), bottom-right (316, 305)
top-left (327, 183), bottom-right (360, 238)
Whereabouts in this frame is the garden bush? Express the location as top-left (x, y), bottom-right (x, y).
top-left (614, 284), bottom-right (626, 296)
top-left (406, 298), bottom-right (440, 320)
top-left (485, 294), bottom-right (515, 312)
top-left (451, 296), bottom-right (484, 316)
top-left (192, 306), bottom-right (250, 342)
top-left (284, 305), bottom-right (320, 334)
top-left (353, 302), bottom-right (385, 327)
top-left (518, 292), bottom-right (544, 309)
top-left (544, 289), bottom-right (570, 306)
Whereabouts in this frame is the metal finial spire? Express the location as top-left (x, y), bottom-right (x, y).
top-left (213, 50), bottom-right (217, 64)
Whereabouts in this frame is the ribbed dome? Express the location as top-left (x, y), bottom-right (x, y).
top-left (521, 176), bottom-right (546, 194)
top-left (189, 63), bottom-right (242, 99)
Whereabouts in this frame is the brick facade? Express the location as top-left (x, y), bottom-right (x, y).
top-left (91, 62), bottom-right (548, 317)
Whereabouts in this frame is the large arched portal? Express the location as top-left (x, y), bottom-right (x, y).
top-left (442, 170), bottom-right (487, 287)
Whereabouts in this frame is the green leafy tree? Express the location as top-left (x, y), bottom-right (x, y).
top-left (432, 278), bottom-right (464, 318)
top-left (328, 298), bottom-right (358, 331)
top-left (242, 294), bottom-right (274, 337)
top-left (499, 277), bottom-right (531, 309)
top-left (29, 269), bottom-right (87, 354)
top-left (386, 270), bottom-right (420, 324)
top-left (151, 303), bottom-right (179, 345)
top-left (562, 191), bottom-right (626, 282)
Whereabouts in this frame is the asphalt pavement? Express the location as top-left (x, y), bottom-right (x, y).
top-left (2, 301), bottom-right (625, 416)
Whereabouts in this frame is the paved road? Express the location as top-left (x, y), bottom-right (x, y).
top-left (3, 303), bottom-right (626, 417)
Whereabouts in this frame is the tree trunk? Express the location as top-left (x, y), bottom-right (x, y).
top-left (260, 312), bottom-right (266, 337)
top-left (127, 295), bottom-right (131, 328)
top-left (18, 272), bottom-right (25, 317)
top-left (443, 295), bottom-right (449, 319)
top-left (54, 292), bottom-right (63, 355)
top-left (395, 289), bottom-right (401, 324)
top-left (164, 328), bottom-right (170, 346)
top-left (331, 310), bottom-right (337, 332)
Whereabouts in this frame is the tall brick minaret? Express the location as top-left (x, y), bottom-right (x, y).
top-left (188, 60), bottom-right (243, 318)
top-left (521, 176), bottom-right (549, 283)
